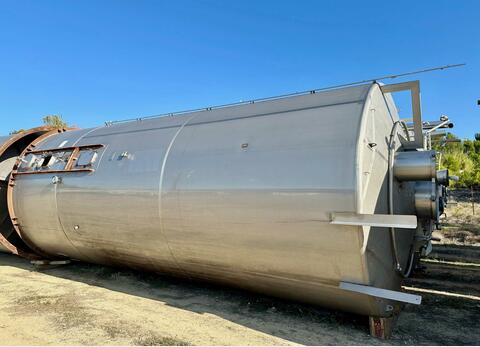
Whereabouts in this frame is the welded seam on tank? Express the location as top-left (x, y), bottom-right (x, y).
top-left (82, 99), bottom-right (367, 138)
top-left (71, 126), bottom-right (104, 147)
top-left (353, 83), bottom-right (378, 315)
top-left (157, 116), bottom-right (198, 278)
top-left (354, 86), bottom-right (374, 241)
top-left (354, 86), bottom-right (373, 215)
top-left (108, 82), bottom-right (380, 124)
top-left (54, 127), bottom-right (105, 262)
top-left (52, 183), bottom-right (87, 259)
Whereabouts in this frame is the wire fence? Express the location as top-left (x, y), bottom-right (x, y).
top-left (448, 188), bottom-right (479, 215)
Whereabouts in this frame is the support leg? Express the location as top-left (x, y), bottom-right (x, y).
top-left (369, 316), bottom-right (394, 339)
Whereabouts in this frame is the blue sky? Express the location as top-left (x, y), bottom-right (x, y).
top-left (0, 0), bottom-right (478, 138)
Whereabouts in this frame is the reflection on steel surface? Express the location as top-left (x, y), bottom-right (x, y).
top-left (0, 81), bottom-right (451, 322)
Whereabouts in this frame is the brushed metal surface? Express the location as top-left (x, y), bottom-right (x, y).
top-left (394, 150), bottom-right (436, 181)
top-left (339, 281), bottom-right (422, 305)
top-left (330, 212), bottom-right (417, 229)
top-left (415, 181), bottom-right (438, 218)
top-left (9, 83), bottom-right (417, 316)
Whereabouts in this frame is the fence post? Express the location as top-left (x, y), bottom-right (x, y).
top-left (472, 186), bottom-right (475, 215)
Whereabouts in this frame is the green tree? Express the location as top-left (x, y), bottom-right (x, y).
top-left (436, 132), bottom-right (480, 188)
top-left (42, 114), bottom-right (67, 128)
top-left (10, 115), bottom-right (70, 136)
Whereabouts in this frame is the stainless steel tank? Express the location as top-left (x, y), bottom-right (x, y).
top-left (4, 81), bottom-right (448, 321)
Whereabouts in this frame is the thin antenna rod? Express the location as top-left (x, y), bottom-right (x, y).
top-left (107, 63), bottom-right (466, 125)
top-left (359, 63), bottom-right (466, 82)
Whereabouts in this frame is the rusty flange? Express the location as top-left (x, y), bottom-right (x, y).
top-left (2, 127), bottom-right (76, 259)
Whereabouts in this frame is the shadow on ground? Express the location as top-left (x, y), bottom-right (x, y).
top-left (0, 250), bottom-right (479, 345)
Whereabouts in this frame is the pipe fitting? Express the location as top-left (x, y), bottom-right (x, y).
top-left (436, 169), bottom-right (449, 186)
top-left (394, 150), bottom-right (436, 181)
top-left (414, 181), bottom-right (439, 219)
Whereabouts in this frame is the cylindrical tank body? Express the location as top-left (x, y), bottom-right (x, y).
top-left (8, 83), bottom-right (417, 316)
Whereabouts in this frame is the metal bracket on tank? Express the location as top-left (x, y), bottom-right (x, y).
top-left (330, 212), bottom-right (417, 229)
top-left (339, 282), bottom-right (422, 305)
top-left (380, 80), bottom-right (423, 149)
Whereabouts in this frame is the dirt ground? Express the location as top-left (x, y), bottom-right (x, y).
top-left (434, 190), bottom-right (480, 247)
top-left (0, 196), bottom-right (479, 345)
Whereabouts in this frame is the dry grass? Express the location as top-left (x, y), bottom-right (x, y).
top-left (437, 191), bottom-right (480, 245)
top-left (13, 292), bottom-right (94, 329)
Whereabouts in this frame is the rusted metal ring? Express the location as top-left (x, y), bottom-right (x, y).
top-left (5, 127), bottom-right (76, 259)
top-left (0, 126), bottom-right (60, 258)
